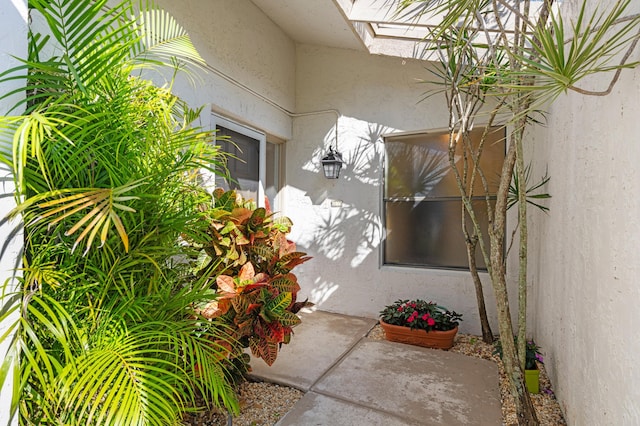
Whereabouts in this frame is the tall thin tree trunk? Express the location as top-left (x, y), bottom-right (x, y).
top-left (491, 140), bottom-right (539, 425)
top-left (515, 119), bottom-right (529, 372)
top-left (466, 237), bottom-right (494, 343)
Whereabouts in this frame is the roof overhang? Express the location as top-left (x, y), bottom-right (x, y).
top-left (252, 0), bottom-right (549, 60)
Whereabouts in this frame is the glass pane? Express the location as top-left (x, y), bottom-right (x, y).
top-left (217, 126), bottom-right (260, 203)
top-left (384, 199), bottom-right (492, 269)
top-left (385, 138), bottom-right (451, 198)
top-left (385, 127), bottom-right (505, 198)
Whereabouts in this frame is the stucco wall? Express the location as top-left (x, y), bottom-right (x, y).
top-left (155, 0), bottom-right (295, 141)
top-left (286, 44), bottom-right (508, 335)
top-left (527, 2), bottom-right (640, 423)
top-left (147, 2), bottom-right (514, 336)
top-left (0, 1), bottom-right (27, 424)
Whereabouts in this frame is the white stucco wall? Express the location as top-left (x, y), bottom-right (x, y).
top-left (155, 0), bottom-right (295, 141)
top-left (0, 1), bottom-right (27, 424)
top-left (146, 2), bottom-right (514, 336)
top-left (527, 2), bottom-right (640, 424)
top-left (286, 44), bottom-right (507, 335)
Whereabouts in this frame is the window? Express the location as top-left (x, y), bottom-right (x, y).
top-left (383, 127), bottom-right (505, 270)
top-left (208, 115), bottom-right (282, 209)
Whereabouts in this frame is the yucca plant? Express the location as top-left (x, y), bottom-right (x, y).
top-left (396, 1), bottom-right (640, 424)
top-left (0, 0), bottom-right (240, 424)
top-left (187, 189), bottom-right (312, 368)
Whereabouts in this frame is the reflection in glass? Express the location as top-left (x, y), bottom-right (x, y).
top-left (265, 142), bottom-right (281, 210)
top-left (217, 126), bottom-right (260, 203)
top-left (383, 127), bottom-right (505, 270)
top-left (385, 199), bottom-right (494, 269)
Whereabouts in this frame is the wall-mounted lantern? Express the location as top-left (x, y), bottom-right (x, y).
top-left (321, 146), bottom-right (344, 179)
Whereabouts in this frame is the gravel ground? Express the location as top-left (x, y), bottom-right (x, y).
top-left (183, 381), bottom-right (303, 426)
top-left (185, 325), bottom-right (567, 425)
top-left (447, 333), bottom-right (567, 426)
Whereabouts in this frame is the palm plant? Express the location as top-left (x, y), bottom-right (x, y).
top-left (0, 0), bottom-right (240, 424)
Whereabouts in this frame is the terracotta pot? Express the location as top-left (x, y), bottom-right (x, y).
top-left (379, 319), bottom-right (458, 350)
top-left (525, 368), bottom-right (540, 394)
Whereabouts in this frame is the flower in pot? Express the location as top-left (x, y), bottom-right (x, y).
top-left (379, 299), bottom-right (463, 350)
top-left (494, 338), bottom-right (543, 393)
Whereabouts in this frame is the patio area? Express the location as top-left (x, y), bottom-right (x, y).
top-left (1, 1), bottom-right (639, 424)
top-left (249, 310), bottom-right (502, 425)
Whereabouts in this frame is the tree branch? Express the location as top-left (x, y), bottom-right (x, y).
top-left (567, 28), bottom-right (640, 96)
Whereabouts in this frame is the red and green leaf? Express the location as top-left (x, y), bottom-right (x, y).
top-left (276, 252), bottom-right (311, 273)
top-left (190, 190), bottom-right (312, 369)
top-left (270, 273), bottom-right (301, 294)
top-left (266, 292), bottom-right (292, 315)
top-left (216, 275), bottom-right (236, 295)
top-left (277, 311), bottom-right (301, 327)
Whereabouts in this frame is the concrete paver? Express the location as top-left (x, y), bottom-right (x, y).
top-left (249, 310), bottom-right (377, 391)
top-left (276, 392), bottom-right (416, 426)
top-left (250, 310), bottom-right (502, 425)
top-left (311, 339), bottom-right (502, 425)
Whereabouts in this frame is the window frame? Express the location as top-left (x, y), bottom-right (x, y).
top-left (212, 114), bottom-right (267, 207)
top-left (380, 126), bottom-right (506, 271)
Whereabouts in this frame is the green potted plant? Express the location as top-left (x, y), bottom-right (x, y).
top-left (494, 338), bottom-right (543, 393)
top-left (379, 299), bottom-right (463, 350)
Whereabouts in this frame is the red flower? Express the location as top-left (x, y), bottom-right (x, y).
top-left (407, 316), bottom-right (415, 323)
top-left (421, 313), bottom-right (429, 320)
top-left (427, 317), bottom-right (436, 326)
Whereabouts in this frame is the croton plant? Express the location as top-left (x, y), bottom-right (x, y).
top-left (190, 189), bottom-right (311, 368)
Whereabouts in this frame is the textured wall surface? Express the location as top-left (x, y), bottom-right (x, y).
top-left (529, 71), bottom-right (640, 424)
top-left (286, 44), bottom-right (510, 334)
top-left (0, 1), bottom-right (27, 424)
top-left (527, 2), bottom-right (640, 424)
top-left (156, 0), bottom-right (296, 140)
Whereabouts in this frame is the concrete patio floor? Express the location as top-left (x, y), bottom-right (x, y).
top-left (248, 310), bottom-right (502, 425)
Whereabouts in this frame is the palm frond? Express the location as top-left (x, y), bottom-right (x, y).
top-left (509, 0), bottom-right (640, 100)
top-left (30, 0), bottom-right (137, 95)
top-left (13, 181), bottom-right (145, 254)
top-left (2, 1), bottom-right (235, 423)
top-left (132, 5), bottom-right (206, 73)
top-left (508, 164), bottom-right (551, 212)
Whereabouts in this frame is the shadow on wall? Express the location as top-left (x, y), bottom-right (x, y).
top-left (307, 121), bottom-right (387, 260)
top-left (341, 123), bottom-right (388, 186)
top-left (294, 122), bottom-right (392, 306)
top-left (290, 116), bottom-right (486, 321)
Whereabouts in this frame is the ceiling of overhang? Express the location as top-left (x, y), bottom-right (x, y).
top-left (249, 0), bottom-right (434, 58)
top-left (249, 0), bottom-right (365, 52)
top-left (250, 0), bottom-right (547, 60)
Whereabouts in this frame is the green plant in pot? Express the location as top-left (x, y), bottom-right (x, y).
top-left (379, 299), bottom-right (463, 350)
top-left (494, 338), bottom-right (543, 394)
